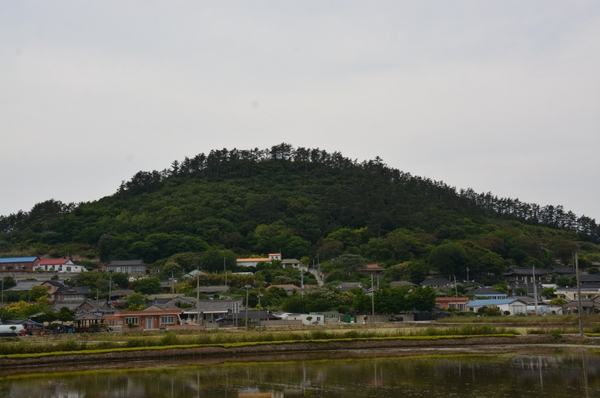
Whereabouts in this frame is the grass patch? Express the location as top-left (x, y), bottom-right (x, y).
top-left (0, 326), bottom-right (518, 359)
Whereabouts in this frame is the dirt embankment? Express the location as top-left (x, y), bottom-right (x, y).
top-left (1, 334), bottom-right (597, 372)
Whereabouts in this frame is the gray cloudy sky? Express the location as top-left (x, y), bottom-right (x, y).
top-left (1, 1), bottom-right (599, 220)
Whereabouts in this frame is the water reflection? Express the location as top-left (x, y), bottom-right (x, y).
top-left (1, 352), bottom-right (599, 397)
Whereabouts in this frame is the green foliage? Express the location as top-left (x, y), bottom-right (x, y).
top-left (427, 243), bottom-right (469, 278)
top-left (1, 144), bottom-right (598, 283)
top-left (29, 285), bottom-right (51, 301)
top-left (131, 277), bottom-right (162, 295)
top-left (555, 276), bottom-right (572, 287)
top-left (2, 276), bottom-right (16, 289)
top-left (124, 292), bottom-right (147, 310)
top-left (548, 298), bottom-right (567, 306)
top-left (541, 287), bottom-right (556, 299)
top-left (57, 307), bottom-right (75, 322)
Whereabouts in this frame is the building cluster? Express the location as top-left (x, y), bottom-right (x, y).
top-left (428, 265), bottom-right (600, 316)
top-left (2, 252), bottom-right (598, 333)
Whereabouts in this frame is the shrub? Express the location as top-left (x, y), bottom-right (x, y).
top-left (159, 332), bottom-right (179, 346)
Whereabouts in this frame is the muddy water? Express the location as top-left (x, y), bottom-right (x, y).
top-left (0, 350), bottom-right (598, 397)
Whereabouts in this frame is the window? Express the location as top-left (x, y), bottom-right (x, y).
top-left (109, 320), bottom-right (115, 326)
top-left (161, 316), bottom-right (175, 324)
top-left (125, 317), bottom-right (138, 325)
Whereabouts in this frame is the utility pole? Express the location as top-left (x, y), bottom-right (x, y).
top-left (108, 274), bottom-right (112, 306)
top-left (575, 253), bottom-right (584, 337)
top-left (533, 266), bottom-right (538, 315)
top-left (171, 270), bottom-right (175, 301)
top-left (197, 264), bottom-right (201, 331)
top-left (224, 257), bottom-right (227, 286)
top-left (453, 275), bottom-right (458, 298)
top-left (257, 291), bottom-right (263, 330)
top-left (244, 284), bottom-right (252, 331)
top-left (371, 272), bottom-right (375, 324)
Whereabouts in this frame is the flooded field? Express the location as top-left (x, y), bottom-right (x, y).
top-left (0, 349), bottom-right (598, 397)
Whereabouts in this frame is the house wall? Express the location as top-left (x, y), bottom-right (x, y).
top-left (105, 312), bottom-right (182, 330)
top-left (435, 298), bottom-right (469, 311)
top-left (0, 261), bottom-right (38, 271)
top-left (469, 303), bottom-right (526, 315)
top-left (283, 314), bottom-right (326, 325)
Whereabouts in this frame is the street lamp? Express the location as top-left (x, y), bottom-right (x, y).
top-left (244, 284), bottom-right (252, 331)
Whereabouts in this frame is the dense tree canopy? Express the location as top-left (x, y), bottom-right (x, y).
top-left (0, 144), bottom-right (598, 290)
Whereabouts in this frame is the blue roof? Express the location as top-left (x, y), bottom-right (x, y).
top-left (0, 257), bottom-right (38, 263)
top-left (468, 298), bottom-right (525, 307)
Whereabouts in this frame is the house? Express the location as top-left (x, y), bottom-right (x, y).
top-left (363, 263), bottom-right (385, 274)
top-left (160, 281), bottom-right (177, 294)
top-left (6, 280), bottom-right (46, 292)
top-left (526, 304), bottom-right (563, 315)
top-left (104, 308), bottom-right (184, 330)
top-left (182, 298), bottom-right (244, 324)
top-left (281, 259), bottom-right (301, 268)
top-left (196, 285), bottom-right (230, 299)
top-left (555, 287), bottom-right (600, 302)
top-left (53, 286), bottom-right (91, 302)
top-left (419, 278), bottom-right (452, 290)
top-left (267, 284), bottom-right (302, 295)
top-left (34, 258), bottom-right (86, 273)
top-left (44, 280), bottom-right (66, 297)
top-left (280, 313), bottom-right (325, 325)
top-left (183, 269), bottom-right (205, 279)
top-left (579, 274), bottom-right (600, 287)
top-left (103, 259), bottom-right (148, 275)
top-left (0, 256), bottom-right (40, 272)
top-left (435, 297), bottom-right (469, 311)
top-left (471, 287), bottom-right (507, 300)
top-left (108, 289), bottom-right (135, 301)
top-left (502, 267), bottom-right (551, 284)
top-left (51, 299), bottom-right (116, 330)
top-left (563, 298), bottom-right (600, 314)
top-left (236, 253), bottom-right (281, 267)
top-left (336, 282), bottom-right (363, 292)
top-left (310, 311), bottom-right (340, 323)
top-left (467, 298), bottom-right (528, 315)
top-left (216, 310), bottom-right (280, 327)
top-left (390, 281), bottom-right (416, 288)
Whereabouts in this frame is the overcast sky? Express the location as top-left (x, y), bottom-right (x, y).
top-left (2, 1), bottom-right (599, 221)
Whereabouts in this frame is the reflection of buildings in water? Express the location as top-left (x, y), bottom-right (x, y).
top-left (238, 389), bottom-right (283, 398)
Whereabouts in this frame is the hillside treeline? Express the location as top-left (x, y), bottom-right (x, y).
top-left (0, 144), bottom-right (598, 283)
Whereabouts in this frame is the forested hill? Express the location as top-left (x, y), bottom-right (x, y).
top-left (1, 144), bottom-right (598, 280)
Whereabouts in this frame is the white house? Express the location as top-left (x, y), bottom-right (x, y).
top-left (34, 258), bottom-right (86, 273)
top-left (526, 304), bottom-right (563, 315)
top-left (279, 313), bottom-right (325, 325)
top-left (467, 298), bottom-right (528, 315)
top-left (236, 253), bottom-right (282, 267)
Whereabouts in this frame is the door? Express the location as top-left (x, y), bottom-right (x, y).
top-left (146, 317), bottom-right (154, 330)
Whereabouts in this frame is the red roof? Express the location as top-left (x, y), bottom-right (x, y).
top-left (364, 263), bottom-right (384, 271)
top-left (37, 258), bottom-right (70, 265)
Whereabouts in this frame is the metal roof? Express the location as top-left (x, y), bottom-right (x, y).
top-left (468, 298), bottom-right (526, 307)
top-left (0, 257), bottom-right (38, 263)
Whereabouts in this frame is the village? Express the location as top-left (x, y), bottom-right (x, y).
top-left (0, 253), bottom-right (596, 336)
